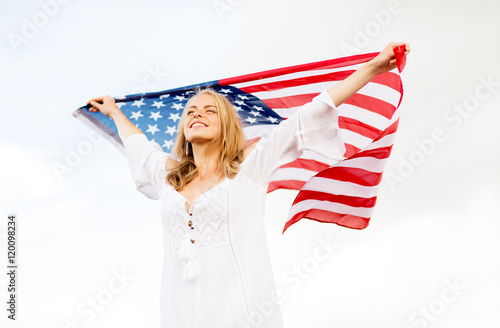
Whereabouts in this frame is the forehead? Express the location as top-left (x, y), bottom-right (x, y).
top-left (187, 93), bottom-right (216, 108)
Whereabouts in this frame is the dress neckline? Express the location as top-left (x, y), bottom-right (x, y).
top-left (172, 177), bottom-right (229, 207)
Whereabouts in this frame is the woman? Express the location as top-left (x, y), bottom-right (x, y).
top-left (87, 42), bottom-right (410, 328)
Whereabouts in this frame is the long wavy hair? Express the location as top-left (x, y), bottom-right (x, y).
top-left (166, 88), bottom-right (245, 191)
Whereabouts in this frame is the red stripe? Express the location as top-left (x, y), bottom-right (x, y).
top-left (314, 167), bottom-right (383, 186)
top-left (219, 53), bottom-right (378, 86)
top-left (268, 180), bottom-right (306, 193)
top-left (339, 116), bottom-right (382, 140)
top-left (239, 70), bottom-right (355, 94)
top-left (375, 119), bottom-right (399, 140)
top-left (263, 93), bottom-right (318, 109)
top-left (278, 158), bottom-right (330, 171)
top-left (350, 145), bottom-right (393, 160)
top-left (370, 72), bottom-right (403, 93)
top-left (283, 209), bottom-right (371, 233)
top-left (292, 190), bottom-right (377, 207)
top-left (343, 143), bottom-right (361, 158)
top-left (344, 94), bottom-right (396, 120)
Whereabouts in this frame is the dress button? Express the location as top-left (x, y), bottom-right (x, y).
top-left (188, 220), bottom-right (192, 227)
top-left (191, 239), bottom-right (195, 244)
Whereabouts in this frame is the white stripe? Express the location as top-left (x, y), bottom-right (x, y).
top-left (339, 129), bottom-right (372, 150)
top-left (273, 107), bottom-right (298, 119)
top-left (337, 104), bottom-right (390, 131)
top-left (333, 157), bottom-right (389, 173)
top-left (364, 132), bottom-right (397, 151)
top-left (357, 82), bottom-right (401, 107)
top-left (288, 199), bottom-right (375, 219)
top-left (242, 124), bottom-right (277, 140)
top-left (274, 155), bottom-right (388, 174)
top-left (302, 177), bottom-right (380, 198)
top-left (298, 150), bottom-right (340, 166)
top-left (270, 167), bottom-right (316, 183)
top-left (250, 81), bottom-right (339, 100)
top-left (251, 81), bottom-right (399, 110)
top-left (232, 64), bottom-right (365, 89)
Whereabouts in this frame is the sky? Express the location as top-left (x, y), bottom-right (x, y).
top-left (1, 0), bottom-right (500, 327)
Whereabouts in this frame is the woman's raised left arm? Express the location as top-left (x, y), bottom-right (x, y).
top-left (327, 42), bottom-right (410, 107)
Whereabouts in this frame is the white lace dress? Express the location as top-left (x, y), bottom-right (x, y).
top-left (123, 91), bottom-right (344, 328)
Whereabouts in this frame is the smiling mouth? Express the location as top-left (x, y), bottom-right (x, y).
top-left (190, 122), bottom-right (208, 128)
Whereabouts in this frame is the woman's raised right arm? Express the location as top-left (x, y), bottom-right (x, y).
top-left (88, 95), bottom-right (172, 199)
top-left (87, 95), bottom-right (143, 144)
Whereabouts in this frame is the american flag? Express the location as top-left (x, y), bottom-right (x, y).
top-left (72, 51), bottom-right (406, 233)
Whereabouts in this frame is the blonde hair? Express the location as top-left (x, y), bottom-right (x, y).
top-left (166, 88), bottom-right (245, 191)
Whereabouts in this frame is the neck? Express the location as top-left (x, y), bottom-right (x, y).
top-left (191, 142), bottom-right (221, 180)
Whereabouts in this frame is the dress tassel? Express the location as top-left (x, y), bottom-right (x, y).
top-left (184, 259), bottom-right (200, 280)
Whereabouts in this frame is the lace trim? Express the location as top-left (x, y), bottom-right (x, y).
top-left (161, 181), bottom-right (230, 253)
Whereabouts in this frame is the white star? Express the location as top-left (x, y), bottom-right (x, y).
top-left (237, 94), bottom-right (248, 100)
top-left (165, 125), bottom-right (177, 136)
top-left (253, 105), bottom-right (264, 111)
top-left (152, 101), bottom-right (165, 109)
top-left (249, 110), bottom-right (261, 117)
top-left (235, 100), bottom-right (245, 106)
top-left (162, 139), bottom-right (174, 149)
top-left (234, 106), bottom-right (242, 112)
top-left (267, 116), bottom-right (279, 123)
top-left (160, 94), bottom-right (170, 99)
top-left (130, 111), bottom-right (144, 120)
top-left (146, 124), bottom-right (160, 135)
top-left (132, 99), bottom-right (146, 108)
top-left (169, 113), bottom-right (181, 122)
top-left (116, 102), bottom-right (125, 109)
top-left (149, 111), bottom-right (163, 121)
top-left (174, 95), bottom-right (186, 101)
top-left (172, 103), bottom-right (184, 111)
top-left (220, 88), bottom-right (232, 94)
top-left (245, 117), bottom-right (257, 124)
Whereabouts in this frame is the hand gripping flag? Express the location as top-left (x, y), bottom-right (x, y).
top-left (73, 49), bottom-right (406, 233)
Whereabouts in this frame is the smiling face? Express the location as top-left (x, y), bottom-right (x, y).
top-left (182, 93), bottom-right (220, 144)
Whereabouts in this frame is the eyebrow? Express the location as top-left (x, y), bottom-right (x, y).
top-left (187, 105), bottom-right (217, 110)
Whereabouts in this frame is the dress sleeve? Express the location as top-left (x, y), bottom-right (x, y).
top-left (123, 133), bottom-right (171, 200)
top-left (240, 90), bottom-right (345, 186)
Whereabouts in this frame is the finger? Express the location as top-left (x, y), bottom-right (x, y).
top-left (89, 100), bottom-right (102, 110)
top-left (87, 96), bottom-right (105, 105)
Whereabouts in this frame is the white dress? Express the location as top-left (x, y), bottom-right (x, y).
top-left (123, 90), bottom-right (344, 328)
